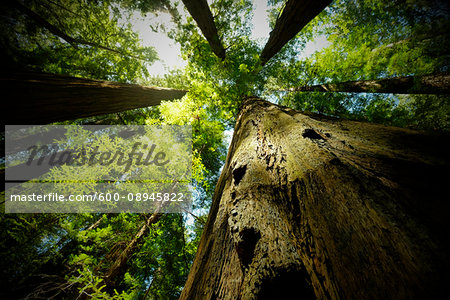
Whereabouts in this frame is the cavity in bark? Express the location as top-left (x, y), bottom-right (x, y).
top-left (302, 128), bottom-right (325, 140)
top-left (233, 165), bottom-right (247, 185)
top-left (235, 228), bottom-right (261, 268)
top-left (257, 267), bottom-right (315, 300)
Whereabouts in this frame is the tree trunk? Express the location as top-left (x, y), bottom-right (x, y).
top-left (2, 71), bottom-right (187, 124)
top-left (102, 211), bottom-right (163, 292)
top-left (180, 97), bottom-right (450, 299)
top-left (260, 0), bottom-right (332, 66)
top-left (181, 0), bottom-right (226, 60)
top-left (286, 72), bottom-right (450, 94)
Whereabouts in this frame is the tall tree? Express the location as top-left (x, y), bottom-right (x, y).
top-left (266, 0), bottom-right (450, 130)
top-left (97, 211), bottom-right (163, 295)
top-left (181, 97), bottom-right (449, 299)
top-left (260, 0), bottom-right (332, 65)
top-left (2, 71), bottom-right (186, 124)
top-left (181, 0), bottom-right (226, 60)
top-left (284, 72), bottom-right (450, 94)
top-left (2, 0), bottom-right (449, 299)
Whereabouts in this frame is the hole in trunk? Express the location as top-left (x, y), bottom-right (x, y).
top-left (233, 165), bottom-right (247, 185)
top-left (257, 267), bottom-right (315, 300)
top-left (235, 227), bottom-right (260, 268)
top-left (302, 128), bottom-right (324, 140)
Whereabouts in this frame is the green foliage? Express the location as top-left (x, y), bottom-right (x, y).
top-left (167, 0), bottom-right (266, 120)
top-left (274, 0), bottom-right (449, 130)
top-left (1, 0), bottom-right (157, 82)
top-left (156, 95), bottom-right (227, 206)
top-left (314, 0), bottom-right (448, 78)
top-left (130, 214), bottom-right (195, 299)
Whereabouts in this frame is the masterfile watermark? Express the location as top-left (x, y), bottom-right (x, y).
top-left (26, 141), bottom-right (170, 173)
top-left (4, 125), bottom-right (192, 213)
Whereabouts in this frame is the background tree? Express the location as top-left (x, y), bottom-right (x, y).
top-left (2, 71), bottom-right (187, 124)
top-left (0, 1), bottom-right (219, 299)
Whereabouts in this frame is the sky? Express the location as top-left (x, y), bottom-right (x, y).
top-left (129, 1), bottom-right (272, 76)
top-left (129, 12), bottom-right (185, 76)
top-left (129, 1), bottom-right (330, 77)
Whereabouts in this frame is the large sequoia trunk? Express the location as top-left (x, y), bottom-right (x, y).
top-left (180, 98), bottom-right (449, 299)
top-left (2, 71), bottom-right (186, 124)
top-left (286, 72), bottom-right (450, 94)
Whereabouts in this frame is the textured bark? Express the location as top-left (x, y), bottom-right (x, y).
top-left (180, 98), bottom-right (449, 299)
top-left (260, 0), bottom-right (332, 66)
top-left (181, 0), bottom-right (226, 60)
top-left (2, 71), bottom-right (187, 124)
top-left (287, 72), bottom-right (450, 94)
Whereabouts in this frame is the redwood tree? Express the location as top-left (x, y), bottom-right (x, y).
top-left (260, 0), bottom-right (332, 65)
top-left (285, 72), bottom-right (450, 95)
top-left (180, 98), bottom-right (449, 299)
top-left (2, 71), bottom-right (186, 124)
top-left (2, 0), bottom-right (449, 299)
top-left (181, 0), bottom-right (226, 60)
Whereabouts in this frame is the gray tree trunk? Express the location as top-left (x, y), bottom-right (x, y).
top-left (180, 97), bottom-right (449, 299)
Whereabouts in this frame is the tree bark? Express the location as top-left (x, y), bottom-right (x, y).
top-left (2, 71), bottom-right (187, 124)
top-left (260, 0), bottom-right (332, 66)
top-left (180, 98), bottom-right (450, 299)
top-left (181, 0), bottom-right (226, 60)
top-left (286, 72), bottom-right (450, 94)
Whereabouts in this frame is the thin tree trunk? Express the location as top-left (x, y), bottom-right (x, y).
top-left (2, 71), bottom-right (187, 124)
top-left (181, 0), bottom-right (226, 60)
top-left (180, 97), bottom-right (449, 299)
top-left (102, 211), bottom-right (163, 292)
top-left (260, 0), bottom-right (332, 66)
top-left (101, 176), bottom-right (181, 294)
top-left (285, 72), bottom-right (450, 94)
